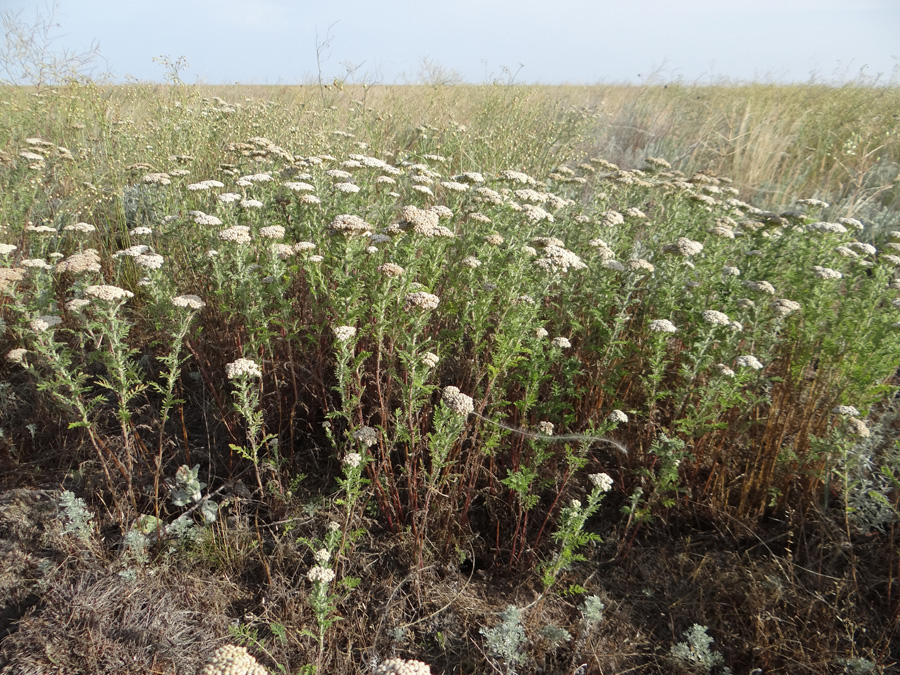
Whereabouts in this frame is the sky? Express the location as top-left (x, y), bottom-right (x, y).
top-left (4, 0), bottom-right (899, 85)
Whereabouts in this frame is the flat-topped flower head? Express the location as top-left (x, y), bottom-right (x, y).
top-left (422, 351), bottom-right (439, 368)
top-left (701, 310), bottom-right (730, 326)
top-left (172, 294), bottom-right (205, 310)
top-left (199, 644), bottom-right (268, 675)
top-left (30, 315), bottom-right (62, 332)
top-left (56, 250), bottom-right (101, 274)
top-left (663, 237), bottom-right (704, 257)
top-left (832, 405), bottom-right (860, 417)
top-left (627, 259), bottom-right (655, 274)
top-left (333, 325), bottom-right (357, 342)
top-left (813, 265), bottom-right (842, 280)
top-left (736, 354), bottom-right (764, 370)
top-left (373, 658), bottom-right (432, 675)
top-left (442, 386), bottom-right (474, 415)
top-left (307, 565), bottom-right (336, 584)
top-left (589, 472), bottom-right (614, 492)
top-left (0, 244), bottom-right (17, 256)
top-left (551, 336), bottom-right (571, 349)
top-left (218, 226), bottom-right (251, 244)
top-left (609, 409), bottom-right (628, 424)
top-left (351, 426), bottom-right (378, 448)
top-left (771, 298), bottom-right (801, 317)
top-left (745, 280), bottom-right (776, 295)
top-left (378, 262), bottom-right (405, 277)
top-left (329, 213), bottom-right (371, 236)
top-left (539, 421), bottom-right (555, 436)
top-left (649, 319), bottom-right (677, 333)
top-left (259, 225), bottom-right (285, 239)
top-left (63, 222), bottom-right (96, 234)
top-left (85, 284), bottom-right (134, 302)
top-left (405, 291), bottom-right (439, 311)
top-left (6, 348), bottom-right (27, 364)
top-left (226, 358), bottom-right (262, 379)
top-left (716, 363), bottom-right (735, 377)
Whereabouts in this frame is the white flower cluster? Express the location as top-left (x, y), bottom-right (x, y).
top-left (333, 325), bottom-right (357, 342)
top-left (649, 319), bottom-right (677, 333)
top-left (85, 284), bottom-right (134, 302)
top-left (329, 213), bottom-right (371, 236)
top-left (663, 237), bottom-right (704, 257)
top-left (534, 245), bottom-right (586, 272)
top-left (352, 426), bottom-right (378, 448)
top-left (626, 258), bottom-right (655, 274)
top-left (736, 355), bottom-right (764, 370)
top-left (422, 352), bottom-right (440, 368)
top-left (442, 386), bottom-right (474, 415)
top-left (219, 226), bottom-right (252, 244)
top-left (199, 644), bottom-right (269, 675)
top-left (172, 294), bottom-right (205, 310)
top-left (225, 358), bottom-right (262, 379)
top-left (259, 226), bottom-right (285, 239)
top-left (63, 222), bottom-right (96, 233)
top-left (0, 243), bottom-right (17, 255)
top-left (807, 221), bottom-right (848, 235)
top-left (30, 315), bottom-right (62, 332)
top-left (343, 452), bottom-right (362, 468)
top-left (609, 409), bottom-right (628, 424)
top-left (551, 337), bottom-right (571, 349)
top-left (187, 179), bottom-right (225, 191)
top-left (812, 265), bottom-right (842, 280)
top-left (589, 472), bottom-right (614, 492)
top-left (539, 421), bottom-right (555, 436)
top-left (56, 250), bottom-right (101, 274)
top-left (6, 348), bottom-right (27, 363)
top-left (136, 253), bottom-right (164, 270)
top-left (771, 298), bottom-right (801, 317)
top-left (378, 262), bottom-right (405, 278)
top-left (716, 363), bottom-right (735, 377)
top-left (373, 658), bottom-right (432, 675)
top-left (832, 405), bottom-right (860, 417)
top-left (701, 310), bottom-right (731, 326)
top-left (307, 565), bottom-right (336, 584)
top-left (405, 292), bottom-right (440, 311)
top-left (745, 280), bottom-right (776, 295)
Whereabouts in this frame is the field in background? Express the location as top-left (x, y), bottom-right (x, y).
top-left (0, 81), bottom-right (898, 674)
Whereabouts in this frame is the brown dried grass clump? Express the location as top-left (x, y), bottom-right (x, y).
top-left (0, 566), bottom-right (242, 674)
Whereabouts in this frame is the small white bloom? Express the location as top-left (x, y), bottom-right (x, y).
top-left (609, 409), bottom-right (628, 424)
top-left (736, 355), bottom-right (764, 370)
top-left (30, 315), bottom-right (62, 332)
top-left (307, 565), bottom-right (336, 584)
top-left (225, 358), bottom-right (262, 379)
top-left (589, 472), bottom-right (614, 492)
top-left (551, 337), bottom-right (571, 349)
top-left (172, 294), bottom-right (205, 310)
top-left (333, 325), bottom-right (357, 342)
top-left (649, 319), bottom-right (677, 333)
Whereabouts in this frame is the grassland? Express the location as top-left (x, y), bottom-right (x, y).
top-left (0, 81), bottom-right (898, 674)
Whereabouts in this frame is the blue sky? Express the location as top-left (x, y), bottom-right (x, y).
top-left (6, 0), bottom-right (900, 85)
